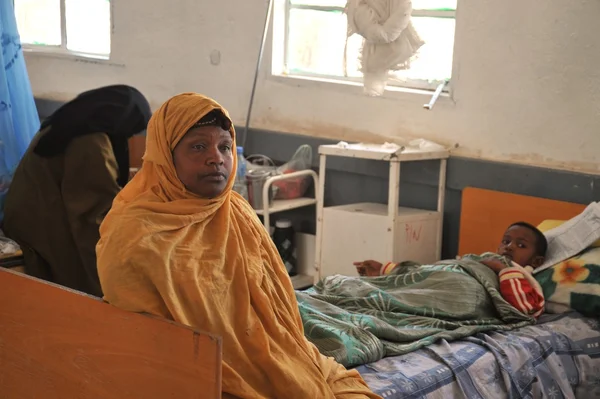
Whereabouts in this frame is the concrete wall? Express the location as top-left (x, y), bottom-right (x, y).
top-left (23, 0), bottom-right (600, 174)
top-left (27, 0), bottom-right (600, 259)
top-left (33, 97), bottom-right (598, 259)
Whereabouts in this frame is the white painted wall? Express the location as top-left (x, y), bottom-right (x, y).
top-left (24, 0), bottom-right (600, 173)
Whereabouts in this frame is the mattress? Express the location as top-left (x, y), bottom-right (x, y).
top-left (356, 312), bottom-right (600, 398)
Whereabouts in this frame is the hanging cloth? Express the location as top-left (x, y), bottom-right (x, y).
top-left (346, 0), bottom-right (424, 96)
top-left (0, 0), bottom-right (40, 222)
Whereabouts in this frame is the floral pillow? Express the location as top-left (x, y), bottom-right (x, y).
top-left (535, 246), bottom-right (600, 317)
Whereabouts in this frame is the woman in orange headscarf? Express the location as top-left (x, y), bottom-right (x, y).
top-left (96, 93), bottom-right (380, 399)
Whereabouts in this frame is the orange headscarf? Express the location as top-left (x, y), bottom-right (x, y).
top-left (96, 93), bottom-right (379, 399)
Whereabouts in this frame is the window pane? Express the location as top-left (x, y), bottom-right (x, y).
top-left (287, 8), bottom-right (347, 76)
top-left (346, 18), bottom-right (455, 83)
top-left (15, 0), bottom-right (61, 46)
top-left (344, 36), bottom-right (363, 78)
top-left (391, 17), bottom-right (455, 83)
top-left (285, 9), bottom-right (454, 88)
top-left (65, 0), bottom-right (111, 55)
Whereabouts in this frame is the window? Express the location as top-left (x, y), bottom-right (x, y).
top-left (272, 0), bottom-right (456, 91)
top-left (14, 0), bottom-right (111, 58)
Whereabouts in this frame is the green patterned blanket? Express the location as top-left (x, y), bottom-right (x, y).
top-left (296, 257), bottom-right (535, 367)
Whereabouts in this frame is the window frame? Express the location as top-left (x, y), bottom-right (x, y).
top-left (16, 0), bottom-right (112, 60)
top-left (274, 0), bottom-right (456, 92)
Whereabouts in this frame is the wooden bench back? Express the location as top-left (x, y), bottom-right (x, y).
top-left (0, 268), bottom-right (222, 398)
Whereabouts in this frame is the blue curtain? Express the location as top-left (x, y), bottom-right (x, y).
top-left (0, 0), bottom-right (40, 222)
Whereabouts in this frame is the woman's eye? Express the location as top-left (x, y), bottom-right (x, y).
top-left (518, 243), bottom-right (526, 248)
top-left (192, 144), bottom-right (206, 150)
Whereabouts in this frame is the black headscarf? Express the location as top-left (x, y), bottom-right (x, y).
top-left (34, 85), bottom-right (152, 187)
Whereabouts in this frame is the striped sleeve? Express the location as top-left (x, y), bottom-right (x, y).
top-left (498, 268), bottom-right (545, 318)
top-left (380, 262), bottom-right (399, 275)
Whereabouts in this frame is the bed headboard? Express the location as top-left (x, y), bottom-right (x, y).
top-left (458, 187), bottom-right (586, 256)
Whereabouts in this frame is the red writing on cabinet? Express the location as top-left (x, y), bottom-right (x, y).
top-left (405, 223), bottom-right (422, 244)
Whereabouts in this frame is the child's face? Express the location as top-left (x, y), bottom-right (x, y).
top-left (497, 225), bottom-right (545, 268)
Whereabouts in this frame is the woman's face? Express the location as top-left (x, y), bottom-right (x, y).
top-left (172, 125), bottom-right (234, 198)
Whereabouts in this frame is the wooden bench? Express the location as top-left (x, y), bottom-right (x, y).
top-left (0, 268), bottom-right (222, 398)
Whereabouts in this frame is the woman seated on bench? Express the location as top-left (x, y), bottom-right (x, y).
top-left (96, 93), bottom-right (379, 399)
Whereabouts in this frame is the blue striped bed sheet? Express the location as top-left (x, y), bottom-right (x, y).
top-left (356, 312), bottom-right (600, 398)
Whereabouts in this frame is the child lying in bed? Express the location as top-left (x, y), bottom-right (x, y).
top-left (354, 222), bottom-right (547, 318)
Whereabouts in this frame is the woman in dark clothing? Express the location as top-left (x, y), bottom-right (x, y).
top-left (3, 85), bottom-right (151, 296)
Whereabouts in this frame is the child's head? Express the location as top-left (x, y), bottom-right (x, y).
top-left (497, 222), bottom-right (547, 268)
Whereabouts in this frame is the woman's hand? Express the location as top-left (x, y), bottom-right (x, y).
top-left (353, 260), bottom-right (383, 277)
top-left (480, 258), bottom-right (508, 274)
